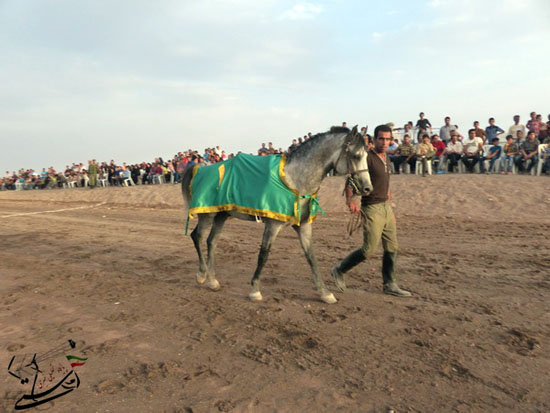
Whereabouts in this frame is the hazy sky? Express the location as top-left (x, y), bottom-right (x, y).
top-left (1, 0), bottom-right (549, 172)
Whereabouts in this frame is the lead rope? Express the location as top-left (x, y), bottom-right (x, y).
top-left (346, 208), bottom-right (366, 236)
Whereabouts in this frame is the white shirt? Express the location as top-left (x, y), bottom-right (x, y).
top-left (508, 124), bottom-right (526, 141)
top-left (463, 137), bottom-right (483, 154)
top-left (446, 141), bottom-right (463, 154)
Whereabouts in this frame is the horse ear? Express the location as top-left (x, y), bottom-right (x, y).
top-left (351, 125), bottom-right (359, 136)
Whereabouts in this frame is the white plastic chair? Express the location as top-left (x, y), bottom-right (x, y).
top-left (536, 144), bottom-right (548, 176)
top-left (415, 158), bottom-right (432, 175)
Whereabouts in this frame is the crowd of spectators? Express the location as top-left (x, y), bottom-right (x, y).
top-left (2, 112), bottom-right (549, 191)
top-left (384, 112), bottom-right (550, 176)
top-left (1, 147), bottom-right (233, 191)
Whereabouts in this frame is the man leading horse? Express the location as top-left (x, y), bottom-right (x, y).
top-left (332, 124), bottom-right (412, 297)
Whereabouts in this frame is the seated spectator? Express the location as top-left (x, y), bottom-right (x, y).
top-left (500, 135), bottom-right (519, 175)
top-left (392, 134), bottom-right (416, 174)
top-left (515, 131), bottom-right (540, 174)
top-left (484, 138), bottom-right (502, 173)
top-left (541, 143), bottom-right (550, 174)
top-left (387, 137), bottom-right (399, 164)
top-left (430, 134), bottom-right (446, 173)
top-left (462, 129), bottom-right (483, 173)
top-left (416, 134), bottom-right (435, 176)
top-left (444, 133), bottom-right (463, 173)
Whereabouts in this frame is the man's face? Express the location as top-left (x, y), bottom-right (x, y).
top-left (404, 136), bottom-right (410, 144)
top-left (514, 115), bottom-right (520, 123)
top-left (423, 137), bottom-right (430, 144)
top-left (528, 132), bottom-right (535, 141)
top-left (374, 131), bottom-right (391, 152)
top-left (517, 131), bottom-right (523, 139)
top-left (451, 135), bottom-right (457, 143)
top-left (474, 122), bottom-right (480, 128)
top-left (445, 118), bottom-right (450, 125)
top-left (469, 131), bottom-right (475, 139)
top-left (419, 113), bottom-right (424, 119)
top-left (489, 119), bottom-right (495, 125)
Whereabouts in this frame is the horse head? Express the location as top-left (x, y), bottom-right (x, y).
top-left (334, 125), bottom-right (373, 195)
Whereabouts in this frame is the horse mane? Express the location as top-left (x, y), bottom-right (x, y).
top-left (286, 126), bottom-right (350, 159)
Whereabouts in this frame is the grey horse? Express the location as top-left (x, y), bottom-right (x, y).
top-left (181, 125), bottom-right (373, 304)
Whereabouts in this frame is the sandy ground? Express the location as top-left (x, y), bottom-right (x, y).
top-left (1, 175), bottom-right (549, 412)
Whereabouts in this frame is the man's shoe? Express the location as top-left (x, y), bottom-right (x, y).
top-left (383, 282), bottom-right (412, 297)
top-left (331, 266), bottom-right (346, 292)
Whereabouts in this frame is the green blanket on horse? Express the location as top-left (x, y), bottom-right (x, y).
top-left (187, 153), bottom-right (321, 225)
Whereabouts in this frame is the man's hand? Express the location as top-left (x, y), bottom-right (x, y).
top-left (347, 200), bottom-right (360, 214)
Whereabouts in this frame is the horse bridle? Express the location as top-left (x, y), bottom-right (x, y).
top-left (335, 137), bottom-right (369, 195)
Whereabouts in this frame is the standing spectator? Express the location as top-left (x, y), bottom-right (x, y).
top-left (258, 143), bottom-right (269, 155)
top-left (500, 135), bottom-right (519, 174)
top-left (473, 121), bottom-right (487, 143)
top-left (536, 114), bottom-right (548, 142)
top-left (415, 112), bottom-right (432, 140)
top-left (515, 131), bottom-right (540, 174)
top-left (507, 115), bottom-right (526, 142)
top-left (462, 129), bottom-right (483, 173)
top-left (485, 118), bottom-right (505, 143)
top-left (88, 160), bottom-right (98, 188)
top-left (392, 134), bottom-right (416, 174)
top-left (444, 132), bottom-right (464, 173)
top-left (526, 111), bottom-right (541, 136)
top-left (439, 116), bottom-right (460, 144)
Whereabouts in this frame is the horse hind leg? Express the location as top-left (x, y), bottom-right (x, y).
top-left (190, 214), bottom-right (215, 285)
top-left (204, 212), bottom-right (229, 291)
top-left (249, 220), bottom-right (284, 302)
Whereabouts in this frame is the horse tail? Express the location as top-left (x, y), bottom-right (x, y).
top-left (180, 165), bottom-right (195, 207)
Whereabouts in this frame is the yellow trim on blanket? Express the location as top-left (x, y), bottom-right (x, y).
top-left (189, 204), bottom-right (300, 225)
top-left (279, 154), bottom-right (319, 225)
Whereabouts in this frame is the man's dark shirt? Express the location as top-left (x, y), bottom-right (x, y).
top-left (362, 149), bottom-right (390, 206)
top-left (416, 118), bottom-right (432, 130)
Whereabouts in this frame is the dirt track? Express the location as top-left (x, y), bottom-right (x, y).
top-left (1, 175), bottom-right (549, 412)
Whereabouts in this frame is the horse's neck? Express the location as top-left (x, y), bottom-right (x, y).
top-left (283, 134), bottom-right (344, 195)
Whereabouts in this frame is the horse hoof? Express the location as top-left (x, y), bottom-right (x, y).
top-left (196, 273), bottom-right (207, 285)
top-left (249, 291), bottom-right (263, 302)
top-left (207, 279), bottom-right (221, 291)
top-left (321, 293), bottom-right (337, 304)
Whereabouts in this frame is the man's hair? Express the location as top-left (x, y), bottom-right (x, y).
top-left (404, 134), bottom-right (410, 138)
top-left (445, 116), bottom-right (450, 121)
top-left (374, 124), bottom-right (392, 139)
top-left (422, 134), bottom-right (430, 139)
top-left (489, 117), bottom-right (495, 121)
top-left (419, 112), bottom-right (424, 116)
top-left (492, 138), bottom-right (499, 143)
top-left (506, 135), bottom-right (513, 140)
top-left (474, 121), bottom-right (479, 124)
top-left (514, 114), bottom-right (520, 118)
top-left (468, 128), bottom-right (475, 134)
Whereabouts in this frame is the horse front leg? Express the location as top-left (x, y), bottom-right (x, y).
top-left (204, 212), bottom-right (229, 291)
top-left (293, 223), bottom-right (337, 304)
top-left (249, 220), bottom-right (284, 302)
